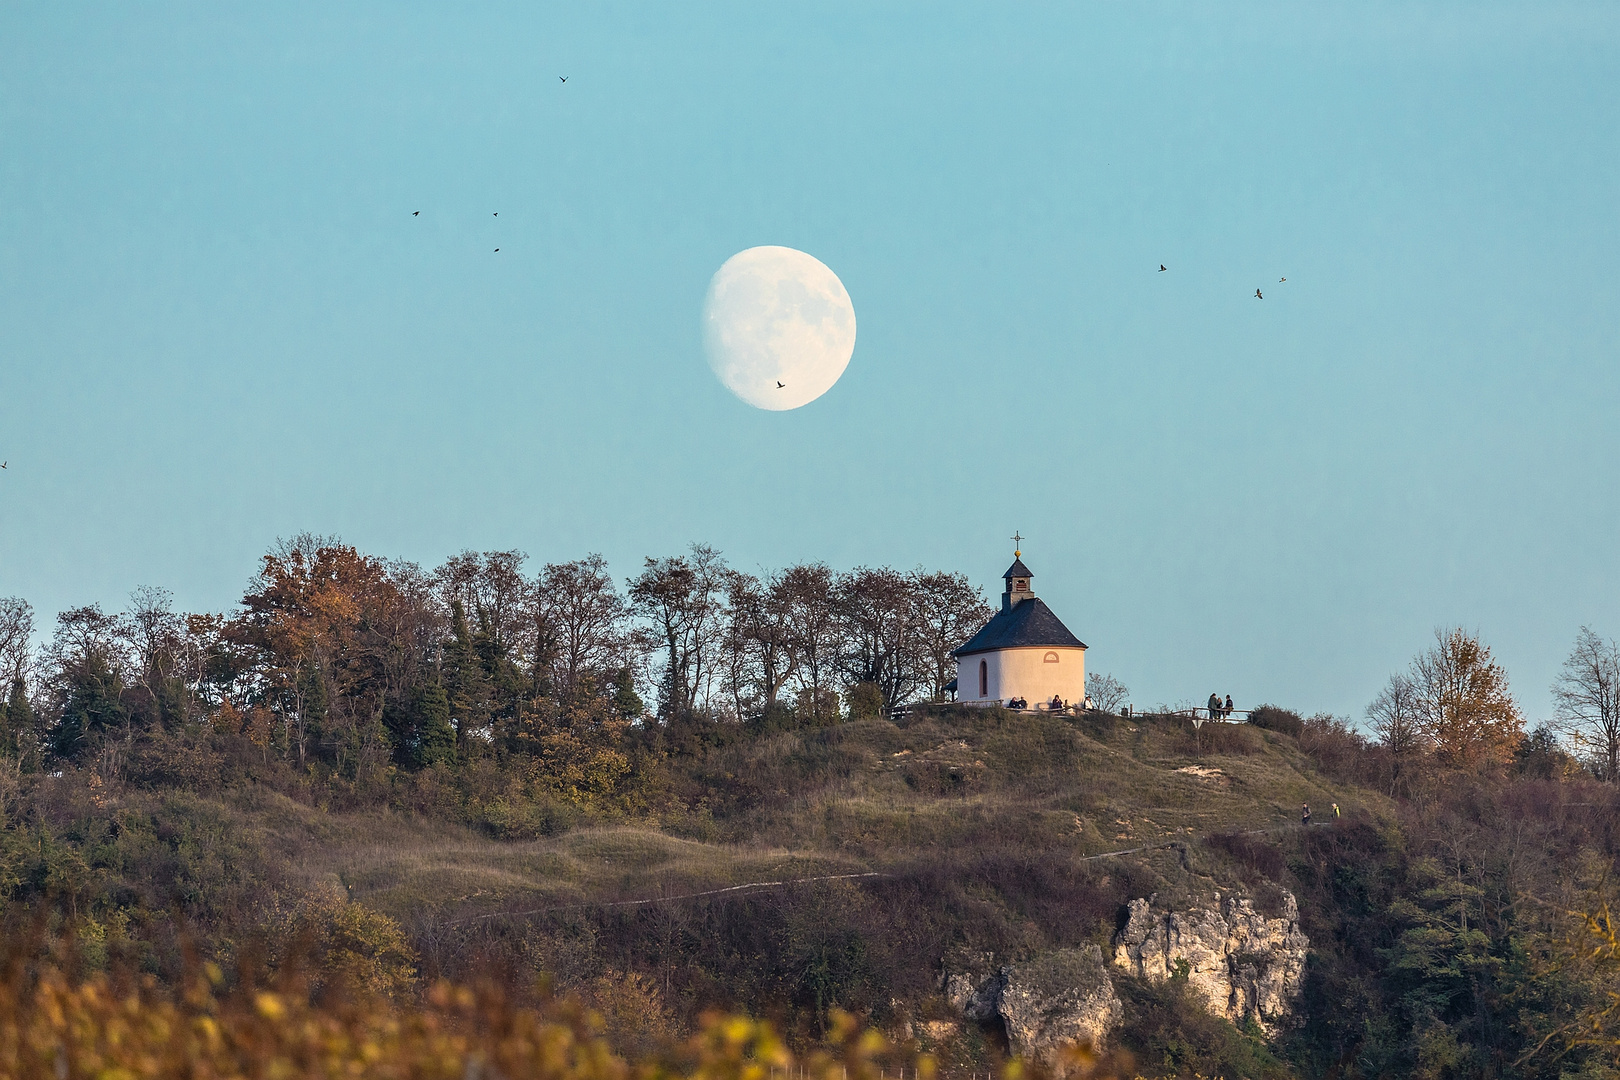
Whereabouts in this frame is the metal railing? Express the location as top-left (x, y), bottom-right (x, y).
top-left (891, 701), bottom-right (1256, 723)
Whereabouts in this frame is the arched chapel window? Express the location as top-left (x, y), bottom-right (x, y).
top-left (1043, 652), bottom-right (1059, 663)
top-left (978, 660), bottom-right (988, 698)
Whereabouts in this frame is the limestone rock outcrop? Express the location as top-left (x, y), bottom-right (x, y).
top-left (1111, 891), bottom-right (1308, 1031)
top-left (945, 945), bottom-right (1123, 1067)
top-left (998, 946), bottom-right (1124, 1065)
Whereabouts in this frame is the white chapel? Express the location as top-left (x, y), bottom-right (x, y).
top-left (952, 547), bottom-right (1087, 709)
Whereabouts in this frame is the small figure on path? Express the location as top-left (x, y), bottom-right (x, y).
top-left (1332, 802), bottom-right (1341, 819)
top-left (1302, 804), bottom-right (1312, 826)
top-left (1050, 694), bottom-right (1064, 712)
top-left (1208, 692), bottom-right (1221, 719)
top-left (1224, 694), bottom-right (1234, 718)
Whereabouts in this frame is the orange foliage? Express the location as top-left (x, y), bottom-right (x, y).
top-left (1413, 628), bottom-right (1525, 770)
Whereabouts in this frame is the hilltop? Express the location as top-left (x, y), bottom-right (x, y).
top-left (2, 705), bottom-right (1367, 1063)
top-left (1, 535), bottom-right (1616, 1077)
top-left (4, 702), bottom-right (1618, 1077)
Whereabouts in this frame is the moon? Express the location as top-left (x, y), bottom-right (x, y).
top-left (702, 246), bottom-right (857, 411)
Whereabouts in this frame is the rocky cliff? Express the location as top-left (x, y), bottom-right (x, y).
top-left (945, 946), bottom-right (1123, 1069)
top-left (1111, 891), bottom-right (1308, 1032)
top-left (943, 891), bottom-right (1308, 1063)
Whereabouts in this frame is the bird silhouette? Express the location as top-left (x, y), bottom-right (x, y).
top-left (776, 382), bottom-right (785, 389)
top-left (1279, 277), bottom-right (1286, 282)
top-left (1255, 289), bottom-right (1263, 300)
top-left (493, 212), bottom-right (498, 217)
top-left (1159, 265), bottom-right (1167, 272)
top-left (559, 76), bottom-right (568, 82)
top-left (412, 211), bottom-right (419, 216)
top-left (494, 248), bottom-right (500, 252)
top-left (1, 462), bottom-right (6, 469)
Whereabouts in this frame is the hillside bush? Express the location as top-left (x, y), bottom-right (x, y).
top-left (1247, 705), bottom-right (1304, 737)
top-left (1112, 973), bottom-right (1291, 1080)
top-left (1173, 720), bottom-right (1263, 756)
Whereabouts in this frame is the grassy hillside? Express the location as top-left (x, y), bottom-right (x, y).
top-left (4, 705), bottom-right (1616, 1078)
top-left (330, 708), bottom-right (1377, 923)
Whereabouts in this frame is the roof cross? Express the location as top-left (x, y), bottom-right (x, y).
top-left (1011, 530), bottom-right (1023, 557)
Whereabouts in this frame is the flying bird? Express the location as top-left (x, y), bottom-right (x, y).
top-left (559, 76), bottom-right (568, 82)
top-left (493, 212), bottom-right (498, 217)
top-left (776, 381), bottom-right (785, 389)
top-left (1, 462), bottom-right (6, 469)
top-left (1159, 265), bottom-right (1167, 272)
top-left (494, 248), bottom-right (500, 252)
top-left (1279, 276), bottom-right (1286, 282)
top-left (1255, 289), bottom-right (1263, 300)
top-left (412, 211), bottom-right (419, 216)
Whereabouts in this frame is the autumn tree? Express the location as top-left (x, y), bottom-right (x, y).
top-left (434, 550), bottom-right (530, 662)
top-left (1391, 627), bottom-right (1525, 771)
top-left (909, 570), bottom-right (990, 702)
top-left (538, 554), bottom-right (631, 707)
top-left (835, 568), bottom-right (922, 712)
top-left (1552, 626), bottom-right (1620, 782)
top-left (1368, 671), bottom-right (1425, 756)
top-left (628, 545), bottom-right (727, 722)
top-left (0, 598), bottom-right (30, 689)
top-left (779, 563), bottom-right (841, 723)
top-left (233, 537), bottom-right (416, 777)
top-left (0, 598), bottom-right (35, 761)
top-left (121, 585), bottom-right (194, 730)
top-left (719, 569), bottom-right (801, 719)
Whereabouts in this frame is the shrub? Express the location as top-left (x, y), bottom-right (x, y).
top-left (1297, 713), bottom-right (1388, 788)
top-left (1206, 831), bottom-right (1287, 882)
top-left (1247, 705), bottom-right (1304, 737)
top-left (1174, 721), bottom-right (1263, 756)
top-left (1112, 973), bottom-right (1291, 1079)
top-left (845, 683), bottom-right (885, 722)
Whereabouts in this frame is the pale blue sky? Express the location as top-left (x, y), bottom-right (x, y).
top-left (2, 3), bottom-right (1616, 721)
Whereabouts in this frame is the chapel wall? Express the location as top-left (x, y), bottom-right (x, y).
top-left (957, 646), bottom-right (1085, 706)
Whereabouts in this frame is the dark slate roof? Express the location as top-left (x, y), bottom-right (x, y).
top-left (952, 597), bottom-right (1087, 657)
top-left (1003, 557), bottom-right (1033, 580)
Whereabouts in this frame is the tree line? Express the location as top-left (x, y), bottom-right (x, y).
top-left (0, 538), bottom-right (992, 782)
top-left (1357, 625), bottom-right (1620, 787)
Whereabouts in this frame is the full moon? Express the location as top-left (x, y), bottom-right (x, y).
top-left (702, 246), bottom-right (856, 411)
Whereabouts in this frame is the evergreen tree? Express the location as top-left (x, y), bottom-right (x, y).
top-left (385, 678), bottom-right (455, 768)
top-left (611, 666), bottom-right (643, 721)
top-left (51, 652), bottom-right (130, 762)
top-left (443, 601), bottom-right (492, 752)
top-left (4, 677), bottom-right (38, 769)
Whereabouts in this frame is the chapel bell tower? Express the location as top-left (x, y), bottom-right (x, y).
top-left (1001, 534), bottom-right (1035, 613)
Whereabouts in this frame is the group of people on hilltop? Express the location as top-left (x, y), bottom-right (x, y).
top-left (1006, 694), bottom-right (1093, 713)
top-left (1206, 692), bottom-right (1235, 719)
